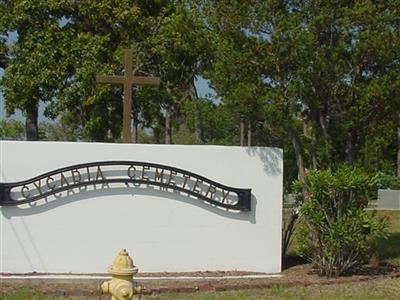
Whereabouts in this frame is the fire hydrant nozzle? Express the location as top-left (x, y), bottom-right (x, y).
top-left (101, 249), bottom-right (142, 300)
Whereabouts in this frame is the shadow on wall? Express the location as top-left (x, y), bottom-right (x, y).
top-left (246, 147), bottom-right (282, 176)
top-left (1, 186), bottom-right (257, 224)
top-left (7, 217), bottom-right (49, 273)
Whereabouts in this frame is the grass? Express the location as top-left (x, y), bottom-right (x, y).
top-left (376, 210), bottom-right (400, 266)
top-left (0, 288), bottom-right (50, 300)
top-left (0, 289), bottom-right (94, 300)
top-left (2, 278), bottom-right (400, 300)
top-left (148, 278), bottom-right (400, 300)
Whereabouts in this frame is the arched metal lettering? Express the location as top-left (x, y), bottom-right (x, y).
top-left (0, 161), bottom-right (251, 211)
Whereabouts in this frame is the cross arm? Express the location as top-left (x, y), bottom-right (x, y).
top-left (96, 75), bottom-right (126, 84)
top-left (132, 76), bottom-right (160, 86)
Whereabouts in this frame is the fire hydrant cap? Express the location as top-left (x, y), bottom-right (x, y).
top-left (108, 249), bottom-right (138, 275)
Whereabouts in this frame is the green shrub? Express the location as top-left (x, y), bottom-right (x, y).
top-left (375, 172), bottom-right (400, 190)
top-left (294, 166), bottom-right (388, 277)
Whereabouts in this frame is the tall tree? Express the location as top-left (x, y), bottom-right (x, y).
top-left (143, 3), bottom-right (210, 144)
top-left (197, 0), bottom-right (400, 180)
top-left (0, 1), bottom-right (74, 140)
top-left (1, 1), bottom-right (206, 142)
top-left (0, 35), bottom-right (6, 70)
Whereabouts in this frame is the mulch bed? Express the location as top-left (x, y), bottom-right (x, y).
top-left (0, 270), bottom-right (265, 278)
top-left (1, 263), bottom-right (400, 297)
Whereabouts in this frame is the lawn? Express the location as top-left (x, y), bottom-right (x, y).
top-left (376, 210), bottom-right (400, 266)
top-left (149, 278), bottom-right (400, 300)
top-left (2, 277), bottom-right (400, 300)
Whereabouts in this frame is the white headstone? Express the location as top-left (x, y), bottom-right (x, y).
top-left (378, 189), bottom-right (400, 210)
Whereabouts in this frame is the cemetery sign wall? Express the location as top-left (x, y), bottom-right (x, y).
top-left (1, 141), bottom-right (283, 273)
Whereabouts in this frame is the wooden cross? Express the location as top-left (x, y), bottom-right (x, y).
top-left (96, 49), bottom-right (160, 143)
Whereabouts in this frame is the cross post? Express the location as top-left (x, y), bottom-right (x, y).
top-left (96, 49), bottom-right (160, 143)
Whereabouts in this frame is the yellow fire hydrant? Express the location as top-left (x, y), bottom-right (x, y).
top-left (101, 249), bottom-right (142, 300)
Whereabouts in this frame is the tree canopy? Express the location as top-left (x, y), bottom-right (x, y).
top-left (1, 0), bottom-right (399, 184)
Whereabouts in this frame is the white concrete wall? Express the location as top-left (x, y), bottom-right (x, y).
top-left (0, 141), bottom-right (283, 274)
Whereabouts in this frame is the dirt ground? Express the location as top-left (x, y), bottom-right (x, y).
top-left (2, 261), bottom-right (400, 298)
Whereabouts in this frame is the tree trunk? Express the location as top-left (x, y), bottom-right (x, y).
top-left (319, 114), bottom-right (331, 168)
top-left (291, 131), bottom-right (306, 179)
top-left (311, 115), bottom-right (318, 170)
top-left (247, 120), bottom-right (252, 147)
top-left (311, 131), bottom-right (317, 170)
top-left (26, 102), bottom-right (38, 141)
top-left (153, 126), bottom-right (162, 144)
top-left (194, 108), bottom-right (202, 143)
top-left (397, 113), bottom-right (400, 177)
top-left (240, 119), bottom-right (245, 146)
top-left (131, 115), bottom-right (138, 143)
top-left (165, 108), bottom-right (172, 144)
top-left (345, 131), bottom-right (354, 164)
